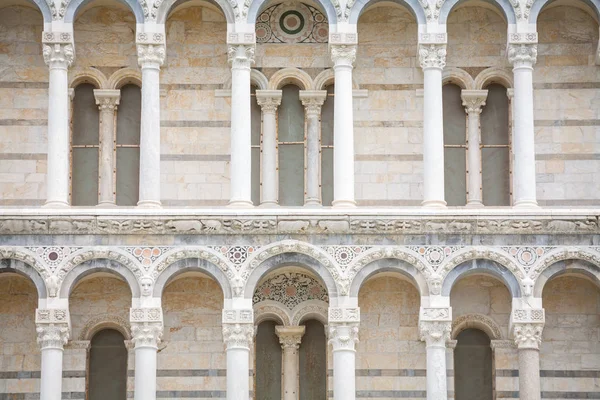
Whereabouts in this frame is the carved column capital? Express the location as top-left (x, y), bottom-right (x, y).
top-left (299, 90), bottom-right (327, 116)
top-left (328, 323), bottom-right (359, 351)
top-left (223, 323), bottom-right (254, 350)
top-left (130, 307), bottom-right (164, 349)
top-left (276, 325), bottom-right (305, 350)
top-left (419, 320), bottom-right (451, 347)
top-left (42, 42), bottom-right (74, 70)
top-left (330, 44), bottom-right (357, 67)
top-left (137, 43), bottom-right (165, 69)
top-left (508, 43), bottom-right (537, 68)
top-left (511, 308), bottom-right (545, 349)
top-left (461, 89), bottom-right (488, 115)
top-left (256, 90), bottom-right (282, 114)
top-left (418, 43), bottom-right (446, 70)
top-left (36, 308), bottom-right (70, 350)
top-left (94, 89), bottom-right (121, 112)
top-left (228, 44), bottom-right (255, 70)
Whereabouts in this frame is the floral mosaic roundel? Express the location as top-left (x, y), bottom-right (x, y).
top-left (256, 2), bottom-right (328, 44)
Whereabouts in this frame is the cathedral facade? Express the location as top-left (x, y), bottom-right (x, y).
top-left (0, 0), bottom-right (599, 399)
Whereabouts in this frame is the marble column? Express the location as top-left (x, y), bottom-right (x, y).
top-left (420, 320), bottom-right (451, 400)
top-left (508, 43), bottom-right (538, 208)
top-left (419, 44), bottom-right (447, 208)
top-left (42, 35), bottom-right (74, 208)
top-left (256, 90), bottom-right (282, 207)
top-left (228, 44), bottom-right (255, 207)
top-left (130, 308), bottom-right (164, 400)
top-left (36, 309), bottom-right (70, 400)
top-left (94, 90), bottom-right (120, 207)
top-left (276, 326), bottom-right (305, 400)
top-left (223, 322), bottom-right (253, 400)
top-left (329, 323), bottom-right (359, 400)
top-left (461, 90), bottom-right (488, 207)
top-left (136, 42), bottom-right (165, 208)
top-left (299, 90), bottom-right (327, 206)
top-left (330, 44), bottom-right (357, 207)
top-left (514, 322), bottom-right (544, 400)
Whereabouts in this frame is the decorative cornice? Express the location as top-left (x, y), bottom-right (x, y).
top-left (461, 90), bottom-right (488, 115)
top-left (418, 44), bottom-right (446, 70)
top-left (223, 323), bottom-right (254, 349)
top-left (228, 45), bottom-right (255, 70)
top-left (330, 44), bottom-right (357, 67)
top-left (508, 43), bottom-right (537, 68)
top-left (328, 323), bottom-right (359, 351)
top-left (275, 326), bottom-right (305, 350)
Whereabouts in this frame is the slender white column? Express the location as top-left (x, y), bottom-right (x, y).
top-left (136, 42), bottom-right (165, 208)
top-left (461, 90), bottom-right (488, 207)
top-left (42, 35), bottom-right (74, 208)
top-left (228, 44), bottom-right (255, 207)
top-left (223, 323), bottom-right (253, 400)
top-left (130, 307), bottom-right (164, 400)
top-left (276, 326), bottom-right (305, 400)
top-left (330, 45), bottom-right (357, 207)
top-left (329, 323), bottom-right (359, 400)
top-left (300, 90), bottom-right (327, 206)
top-left (512, 309), bottom-right (545, 400)
top-left (256, 90), bottom-right (282, 207)
top-left (419, 44), bottom-right (447, 208)
top-left (94, 90), bottom-right (120, 207)
top-left (508, 43), bottom-right (538, 208)
top-left (36, 309), bottom-right (70, 400)
top-left (420, 320), bottom-right (451, 400)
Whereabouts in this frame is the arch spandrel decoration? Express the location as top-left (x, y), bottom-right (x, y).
top-left (247, 0), bottom-right (338, 25)
top-left (253, 271), bottom-right (329, 308)
top-left (256, 2), bottom-right (329, 43)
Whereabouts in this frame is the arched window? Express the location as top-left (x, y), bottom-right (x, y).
top-left (251, 85), bottom-right (261, 205)
top-left (454, 328), bottom-right (493, 400)
top-left (320, 85), bottom-right (334, 206)
top-left (255, 320), bottom-right (282, 399)
top-left (115, 84), bottom-right (141, 206)
top-left (71, 83), bottom-right (100, 206)
top-left (443, 84), bottom-right (467, 206)
top-left (278, 84), bottom-right (305, 206)
top-left (88, 329), bottom-right (127, 400)
top-left (480, 84), bottom-right (510, 206)
top-left (299, 319), bottom-right (327, 400)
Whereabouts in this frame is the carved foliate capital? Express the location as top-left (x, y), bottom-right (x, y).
top-left (461, 90), bottom-right (488, 115)
top-left (508, 43), bottom-right (537, 68)
top-left (94, 89), bottom-right (121, 112)
top-left (276, 326), bottom-right (305, 350)
top-left (330, 44), bottom-right (357, 67)
top-left (299, 90), bottom-right (327, 116)
top-left (223, 323), bottom-right (254, 350)
top-left (256, 90), bottom-right (282, 114)
top-left (513, 323), bottom-right (543, 349)
top-left (42, 43), bottom-right (74, 69)
top-left (228, 44), bottom-right (255, 70)
top-left (36, 308), bottom-right (70, 349)
top-left (418, 43), bottom-right (446, 70)
top-left (419, 320), bottom-right (451, 347)
top-left (328, 323), bottom-right (359, 351)
top-left (137, 44), bottom-right (165, 68)
top-left (131, 322), bottom-right (163, 348)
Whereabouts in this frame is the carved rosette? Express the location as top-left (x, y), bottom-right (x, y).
top-left (276, 326), bottom-right (305, 350)
top-left (256, 94), bottom-right (282, 115)
top-left (461, 90), bottom-right (488, 115)
top-left (228, 44), bottom-right (255, 70)
top-left (328, 323), bottom-right (359, 351)
top-left (418, 44), bottom-right (446, 70)
top-left (508, 43), bottom-right (537, 68)
top-left (330, 44), bottom-right (357, 67)
top-left (223, 323), bottom-right (254, 350)
top-left (130, 307), bottom-right (164, 349)
top-left (513, 323), bottom-right (543, 349)
top-left (419, 320), bottom-right (451, 347)
top-left (36, 309), bottom-right (70, 349)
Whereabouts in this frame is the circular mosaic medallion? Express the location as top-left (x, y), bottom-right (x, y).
top-left (257, 2), bottom-right (328, 44)
top-left (280, 10), bottom-right (305, 35)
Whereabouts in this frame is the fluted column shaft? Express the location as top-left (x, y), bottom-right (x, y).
top-left (256, 90), bottom-right (282, 206)
top-left (94, 90), bottom-right (121, 206)
top-left (461, 90), bottom-right (488, 207)
top-left (300, 90), bottom-right (327, 206)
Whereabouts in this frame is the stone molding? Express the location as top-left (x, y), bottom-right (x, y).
top-left (275, 325), bottom-right (305, 349)
top-left (461, 90), bottom-right (488, 115)
top-left (418, 44), bottom-right (446, 70)
top-left (328, 323), bottom-right (359, 351)
top-left (36, 308), bottom-right (70, 349)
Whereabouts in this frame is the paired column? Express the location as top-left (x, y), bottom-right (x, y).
top-left (330, 44), bottom-right (357, 207)
top-left (461, 90), bottom-right (488, 207)
top-left (300, 90), bottom-right (327, 206)
top-left (94, 90), bottom-right (121, 207)
top-left (130, 307), bottom-right (164, 400)
top-left (228, 44), bottom-right (255, 207)
top-left (419, 43), bottom-right (447, 208)
top-left (136, 37), bottom-right (165, 208)
top-left (36, 309), bottom-right (70, 400)
top-left (512, 308), bottom-right (545, 400)
top-left (508, 41), bottom-right (538, 208)
top-left (256, 90), bottom-right (282, 206)
top-left (222, 309), bottom-right (254, 400)
top-left (328, 307), bottom-right (360, 400)
top-left (419, 307), bottom-right (452, 400)
top-left (276, 326), bottom-right (306, 400)
top-left (42, 33), bottom-right (74, 208)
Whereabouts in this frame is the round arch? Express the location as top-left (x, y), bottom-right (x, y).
top-left (268, 68), bottom-right (314, 90)
top-left (438, 0), bottom-right (516, 24)
top-left (79, 313), bottom-right (132, 340)
top-left (451, 313), bottom-right (502, 340)
top-left (291, 299), bottom-right (329, 326)
top-left (529, 0), bottom-right (600, 22)
top-left (443, 67), bottom-right (476, 89)
top-left (349, 258), bottom-right (429, 297)
top-left (533, 258), bottom-right (600, 298)
top-left (349, 0), bottom-right (426, 24)
top-left (107, 68), bottom-right (142, 89)
top-left (0, 258), bottom-right (47, 299)
top-left (3, 0), bottom-right (53, 24)
top-left (153, 257), bottom-right (233, 299)
top-left (59, 259), bottom-right (140, 299)
top-left (474, 67), bottom-right (513, 89)
top-left (64, 0), bottom-right (145, 23)
top-left (442, 258), bottom-right (522, 298)
top-left (156, 0), bottom-right (235, 24)
top-left (247, 0), bottom-right (338, 24)
top-left (243, 253), bottom-right (339, 299)
top-left (70, 68), bottom-right (108, 89)
top-left (254, 300), bottom-right (292, 326)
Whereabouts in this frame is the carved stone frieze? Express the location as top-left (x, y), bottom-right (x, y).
top-left (328, 307), bottom-right (360, 323)
top-left (222, 309), bottom-right (254, 324)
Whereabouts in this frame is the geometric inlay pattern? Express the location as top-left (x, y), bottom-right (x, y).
top-left (256, 2), bottom-right (328, 43)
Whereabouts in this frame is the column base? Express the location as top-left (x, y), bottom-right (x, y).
top-left (136, 200), bottom-right (162, 208)
top-left (43, 200), bottom-right (70, 208)
top-left (465, 201), bottom-right (484, 208)
top-left (513, 200), bottom-right (539, 209)
top-left (259, 201), bottom-right (279, 208)
top-left (421, 199), bottom-right (447, 208)
top-left (227, 200), bottom-right (255, 208)
top-left (97, 202), bottom-right (117, 208)
top-left (304, 199), bottom-right (322, 207)
top-left (332, 199), bottom-right (356, 208)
